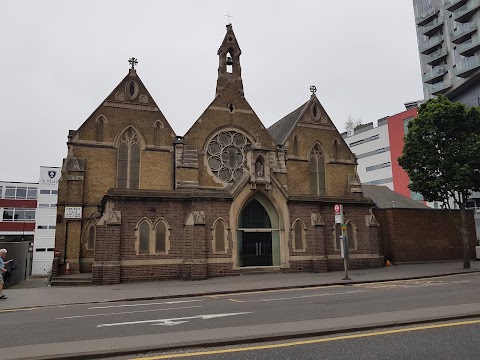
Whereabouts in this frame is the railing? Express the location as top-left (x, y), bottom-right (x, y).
top-left (416, 6), bottom-right (438, 25)
top-left (428, 80), bottom-right (452, 94)
top-left (457, 37), bottom-right (480, 55)
top-left (446, 0), bottom-right (468, 12)
top-left (454, 56), bottom-right (480, 75)
top-left (424, 16), bottom-right (444, 35)
top-left (419, 35), bottom-right (443, 53)
top-left (423, 65), bottom-right (448, 82)
top-left (425, 48), bottom-right (447, 64)
top-left (451, 22), bottom-right (477, 42)
top-left (454, 0), bottom-right (480, 22)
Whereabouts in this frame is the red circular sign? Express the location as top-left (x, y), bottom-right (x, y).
top-left (334, 204), bottom-right (341, 213)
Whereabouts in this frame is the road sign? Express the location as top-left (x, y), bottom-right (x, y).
top-left (334, 204), bottom-right (341, 213)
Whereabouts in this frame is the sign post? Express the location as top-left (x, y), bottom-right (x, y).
top-left (334, 204), bottom-right (350, 280)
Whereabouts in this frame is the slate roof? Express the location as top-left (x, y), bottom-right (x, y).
top-left (267, 100), bottom-right (309, 145)
top-left (362, 185), bottom-right (430, 209)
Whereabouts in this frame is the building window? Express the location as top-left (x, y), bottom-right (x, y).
top-left (292, 219), bottom-right (306, 251)
top-left (87, 225), bottom-right (95, 250)
top-left (4, 186), bottom-right (37, 199)
top-left (309, 144), bottom-right (326, 196)
top-left (206, 130), bottom-right (252, 183)
top-left (333, 221), bottom-right (357, 250)
top-left (138, 220), bottom-right (150, 254)
top-left (136, 218), bottom-right (170, 255)
top-left (154, 220), bottom-right (168, 253)
top-left (117, 128), bottom-right (141, 189)
top-left (2, 208), bottom-right (36, 222)
top-left (333, 139), bottom-right (339, 159)
top-left (293, 135), bottom-right (299, 156)
top-left (154, 121), bottom-right (163, 147)
top-left (212, 218), bottom-right (228, 253)
top-left (96, 116), bottom-right (105, 142)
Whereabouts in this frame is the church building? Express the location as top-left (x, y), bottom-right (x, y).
top-left (54, 25), bottom-right (383, 284)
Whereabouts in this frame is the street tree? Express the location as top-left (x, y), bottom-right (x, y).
top-left (398, 96), bottom-right (480, 269)
top-left (345, 115), bottom-right (362, 136)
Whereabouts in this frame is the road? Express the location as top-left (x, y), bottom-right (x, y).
top-left (1, 273), bottom-right (480, 359)
top-left (119, 319), bottom-right (480, 360)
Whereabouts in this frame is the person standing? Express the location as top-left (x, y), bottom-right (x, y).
top-left (0, 248), bottom-right (12, 300)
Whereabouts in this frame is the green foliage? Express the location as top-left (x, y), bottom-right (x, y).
top-left (398, 96), bottom-right (480, 205)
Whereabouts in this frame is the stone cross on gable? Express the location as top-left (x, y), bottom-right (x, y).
top-left (310, 85), bottom-right (317, 95)
top-left (225, 11), bottom-right (233, 25)
top-left (129, 57), bottom-right (138, 69)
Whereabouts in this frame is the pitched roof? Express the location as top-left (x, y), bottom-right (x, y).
top-left (362, 185), bottom-right (430, 209)
top-left (267, 100), bottom-right (309, 145)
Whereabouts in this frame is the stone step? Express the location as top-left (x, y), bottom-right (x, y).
top-left (50, 279), bottom-right (92, 286)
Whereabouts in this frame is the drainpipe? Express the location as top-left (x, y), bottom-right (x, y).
top-left (173, 136), bottom-right (184, 190)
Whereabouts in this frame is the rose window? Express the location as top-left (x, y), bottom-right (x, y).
top-left (207, 131), bottom-right (251, 183)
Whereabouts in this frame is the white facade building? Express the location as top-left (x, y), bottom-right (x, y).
top-left (31, 166), bottom-right (61, 275)
top-left (343, 118), bottom-right (393, 189)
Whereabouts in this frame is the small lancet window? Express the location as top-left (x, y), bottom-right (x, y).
top-left (86, 224), bottom-right (95, 250)
top-left (139, 221), bottom-right (150, 254)
top-left (213, 219), bottom-right (227, 253)
top-left (333, 139), bottom-right (339, 159)
top-left (155, 220), bottom-right (167, 253)
top-left (96, 117), bottom-right (105, 142)
top-left (293, 220), bottom-right (305, 251)
top-left (293, 136), bottom-right (299, 157)
top-left (129, 82), bottom-right (135, 96)
top-left (154, 122), bottom-right (162, 146)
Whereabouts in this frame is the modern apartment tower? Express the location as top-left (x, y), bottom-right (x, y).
top-left (413, 0), bottom-right (480, 105)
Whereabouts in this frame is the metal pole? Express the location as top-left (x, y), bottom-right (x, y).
top-left (22, 206), bottom-right (25, 241)
top-left (342, 229), bottom-right (350, 281)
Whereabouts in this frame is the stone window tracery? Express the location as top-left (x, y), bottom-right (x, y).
top-left (117, 128), bottom-right (140, 189)
top-left (207, 131), bottom-right (251, 183)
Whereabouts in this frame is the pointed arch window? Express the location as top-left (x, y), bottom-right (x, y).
top-left (292, 219), bottom-right (306, 251)
top-left (333, 139), bottom-right (339, 159)
top-left (154, 121), bottom-right (163, 147)
top-left (136, 218), bottom-right (170, 255)
top-left (117, 128), bottom-right (140, 189)
top-left (213, 218), bottom-right (228, 253)
top-left (155, 220), bottom-right (167, 253)
top-left (138, 220), bottom-right (150, 254)
top-left (293, 136), bottom-right (299, 157)
top-left (333, 220), bottom-right (357, 250)
top-left (309, 144), bottom-right (326, 196)
top-left (86, 224), bottom-right (95, 250)
top-left (96, 116), bottom-right (105, 142)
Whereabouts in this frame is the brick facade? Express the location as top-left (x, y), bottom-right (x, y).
top-left (374, 208), bottom-right (476, 263)
top-left (54, 25), bottom-right (384, 284)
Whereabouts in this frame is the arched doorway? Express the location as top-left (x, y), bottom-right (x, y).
top-left (238, 194), bottom-right (280, 267)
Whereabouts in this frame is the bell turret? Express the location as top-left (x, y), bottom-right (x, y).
top-left (216, 24), bottom-right (244, 96)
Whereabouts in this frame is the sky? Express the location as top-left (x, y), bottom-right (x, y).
top-left (0, 0), bottom-right (424, 183)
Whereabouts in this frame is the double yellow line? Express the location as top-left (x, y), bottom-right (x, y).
top-left (132, 318), bottom-right (480, 359)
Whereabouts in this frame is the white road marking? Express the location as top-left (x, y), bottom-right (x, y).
top-left (88, 299), bottom-right (204, 310)
top-left (255, 289), bottom-right (367, 302)
top-left (55, 305), bottom-right (202, 320)
top-left (97, 312), bottom-right (252, 327)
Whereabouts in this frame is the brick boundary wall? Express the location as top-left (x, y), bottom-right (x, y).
top-left (373, 208), bottom-right (476, 263)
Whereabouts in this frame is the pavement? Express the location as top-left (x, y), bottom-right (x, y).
top-left (2, 261), bottom-right (480, 310)
top-left (2, 261), bottom-right (480, 360)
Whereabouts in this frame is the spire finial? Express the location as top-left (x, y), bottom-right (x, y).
top-left (128, 57), bottom-right (138, 70)
top-left (310, 85), bottom-right (317, 95)
top-left (225, 11), bottom-right (233, 25)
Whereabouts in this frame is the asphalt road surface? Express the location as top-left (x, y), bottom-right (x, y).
top-left (119, 319), bottom-right (480, 360)
top-left (1, 272), bottom-right (480, 359)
